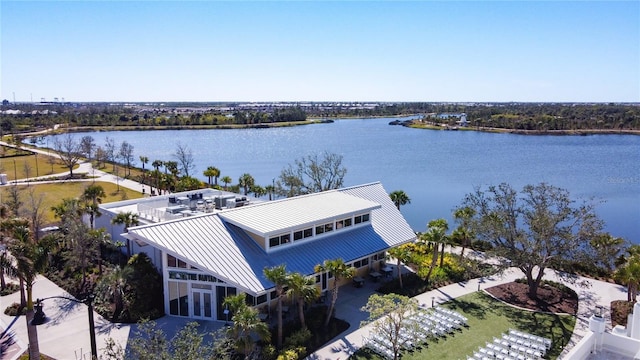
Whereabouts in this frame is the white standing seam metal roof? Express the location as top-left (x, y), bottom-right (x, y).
top-left (125, 182), bottom-right (417, 294)
top-left (218, 191), bottom-right (381, 236)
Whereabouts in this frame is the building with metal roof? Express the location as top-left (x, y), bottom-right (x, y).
top-left (97, 182), bottom-right (416, 321)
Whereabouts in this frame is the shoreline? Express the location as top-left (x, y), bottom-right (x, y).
top-left (407, 123), bottom-right (640, 136)
top-left (17, 115), bottom-right (640, 137)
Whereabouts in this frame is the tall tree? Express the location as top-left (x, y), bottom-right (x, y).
top-left (221, 176), bottom-right (232, 191)
top-left (452, 206), bottom-right (475, 258)
top-left (79, 135), bottom-right (96, 161)
top-left (82, 184), bottom-right (106, 229)
top-left (263, 264), bottom-right (288, 349)
top-left (419, 219), bottom-right (449, 283)
top-left (104, 136), bottom-right (117, 171)
top-left (152, 159), bottom-right (163, 194)
top-left (389, 190), bottom-right (411, 211)
top-left (203, 166), bottom-right (220, 186)
top-left (386, 245), bottom-right (412, 289)
top-left (286, 272), bottom-right (320, 329)
top-left (223, 293), bottom-right (270, 358)
top-left (276, 151), bottom-right (347, 197)
top-left (3, 218), bottom-right (52, 360)
top-left (173, 143), bottom-right (195, 177)
top-left (111, 211), bottom-right (140, 257)
top-left (118, 141), bottom-right (135, 177)
top-left (590, 233), bottom-right (626, 272)
top-left (459, 182), bottom-right (602, 299)
top-left (203, 166), bottom-right (219, 187)
top-left (314, 258), bottom-right (356, 327)
top-left (238, 173), bottom-right (255, 196)
top-left (361, 293), bottom-right (420, 360)
top-left (53, 133), bottom-right (82, 177)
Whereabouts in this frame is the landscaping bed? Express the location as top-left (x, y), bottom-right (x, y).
top-left (485, 280), bottom-right (578, 315)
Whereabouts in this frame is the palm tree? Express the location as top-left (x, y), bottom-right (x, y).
top-left (51, 198), bottom-right (83, 231)
top-left (82, 184), bottom-right (106, 229)
top-left (389, 190), bottom-right (411, 211)
top-left (139, 155), bottom-right (149, 184)
top-left (314, 258), bottom-right (356, 327)
top-left (111, 211), bottom-right (139, 257)
top-left (453, 206), bottom-right (475, 258)
top-left (102, 265), bottom-right (133, 321)
top-left (238, 173), bottom-right (255, 196)
top-left (221, 176), bottom-right (232, 191)
top-left (263, 264), bottom-right (288, 349)
top-left (387, 245), bottom-right (412, 289)
top-left (450, 227), bottom-right (473, 259)
top-left (590, 233), bottom-right (625, 272)
top-left (203, 166), bottom-right (219, 187)
top-left (4, 219), bottom-right (51, 360)
top-left (224, 294), bottom-right (270, 359)
top-left (151, 159), bottom-right (163, 194)
top-left (614, 256), bottom-right (640, 302)
top-left (419, 219), bottom-right (448, 284)
top-left (286, 272), bottom-right (320, 328)
top-left (265, 184), bottom-right (275, 201)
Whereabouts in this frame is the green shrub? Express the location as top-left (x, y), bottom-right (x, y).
top-left (0, 283), bottom-right (20, 296)
top-left (4, 302), bottom-right (25, 316)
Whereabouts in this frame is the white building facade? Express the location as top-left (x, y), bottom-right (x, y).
top-left (97, 182), bottom-right (416, 321)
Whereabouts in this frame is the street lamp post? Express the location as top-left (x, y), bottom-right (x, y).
top-left (33, 294), bottom-right (97, 359)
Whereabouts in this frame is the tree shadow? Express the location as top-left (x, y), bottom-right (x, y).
top-left (443, 297), bottom-right (488, 320)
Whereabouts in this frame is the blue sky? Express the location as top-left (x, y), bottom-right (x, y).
top-left (1, 1), bottom-right (638, 102)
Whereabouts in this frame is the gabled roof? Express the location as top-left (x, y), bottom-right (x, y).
top-left (126, 182), bottom-right (416, 294)
top-left (219, 190), bottom-right (380, 236)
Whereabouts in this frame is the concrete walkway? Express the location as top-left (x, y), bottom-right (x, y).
top-left (309, 249), bottom-right (628, 360)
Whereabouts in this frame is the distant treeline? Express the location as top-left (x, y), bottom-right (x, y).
top-left (1, 102), bottom-right (639, 133)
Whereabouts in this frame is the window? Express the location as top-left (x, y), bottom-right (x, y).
top-left (168, 255), bottom-right (177, 267)
top-left (355, 213), bottom-right (370, 225)
top-left (281, 234), bottom-right (290, 244)
top-left (354, 260), bottom-right (362, 268)
top-left (336, 220), bottom-right (344, 229)
top-left (294, 230), bottom-right (303, 241)
top-left (168, 281), bottom-right (189, 316)
top-left (324, 223), bottom-right (333, 233)
top-left (304, 228), bottom-right (313, 238)
top-left (344, 218), bottom-right (352, 227)
top-left (269, 236), bottom-right (280, 247)
top-left (315, 225), bottom-right (324, 235)
top-left (269, 233), bottom-right (291, 248)
top-left (257, 294), bottom-right (267, 305)
top-left (362, 258), bottom-right (369, 267)
top-left (246, 294), bottom-right (256, 306)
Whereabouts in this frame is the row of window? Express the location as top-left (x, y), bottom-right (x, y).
top-left (269, 212), bottom-right (371, 249)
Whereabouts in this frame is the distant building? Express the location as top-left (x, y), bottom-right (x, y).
top-left (97, 182), bottom-right (416, 321)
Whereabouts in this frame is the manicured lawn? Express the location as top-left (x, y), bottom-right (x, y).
top-left (1, 181), bottom-right (143, 224)
top-left (352, 291), bottom-right (575, 360)
top-left (0, 150), bottom-right (71, 181)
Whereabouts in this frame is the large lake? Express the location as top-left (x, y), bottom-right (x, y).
top-left (44, 117), bottom-right (640, 241)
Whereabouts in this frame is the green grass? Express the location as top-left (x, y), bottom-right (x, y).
top-left (0, 149), bottom-right (71, 181)
top-left (1, 181), bottom-right (143, 224)
top-left (352, 292), bottom-right (575, 360)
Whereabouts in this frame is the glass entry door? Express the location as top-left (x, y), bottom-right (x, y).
top-left (192, 284), bottom-right (213, 319)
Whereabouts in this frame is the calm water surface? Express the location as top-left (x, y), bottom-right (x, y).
top-left (45, 117), bottom-right (640, 241)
